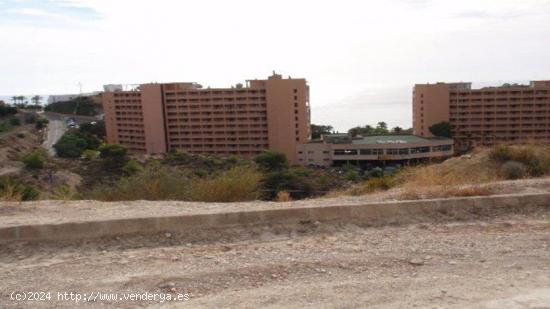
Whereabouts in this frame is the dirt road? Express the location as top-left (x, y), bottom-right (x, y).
top-left (1, 211), bottom-right (549, 308)
top-left (41, 119), bottom-right (65, 156)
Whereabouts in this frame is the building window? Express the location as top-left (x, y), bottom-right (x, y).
top-left (294, 89), bottom-right (298, 93)
top-left (411, 146), bottom-right (430, 154)
top-left (359, 149), bottom-right (383, 155)
top-left (334, 149), bottom-right (358, 156)
top-left (432, 145), bottom-right (452, 152)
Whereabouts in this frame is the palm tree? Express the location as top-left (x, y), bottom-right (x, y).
top-left (17, 96), bottom-right (26, 105)
top-left (11, 96), bottom-right (18, 105)
top-left (377, 121), bottom-right (388, 130)
top-left (392, 126), bottom-right (403, 134)
top-left (31, 95), bottom-right (42, 105)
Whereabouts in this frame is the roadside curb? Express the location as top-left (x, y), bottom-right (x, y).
top-left (1, 192), bottom-right (549, 242)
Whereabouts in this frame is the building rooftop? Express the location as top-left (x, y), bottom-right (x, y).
top-left (351, 135), bottom-right (447, 145)
top-left (313, 134), bottom-right (452, 145)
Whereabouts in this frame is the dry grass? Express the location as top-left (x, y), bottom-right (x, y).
top-left (329, 146), bottom-right (545, 200)
top-left (275, 191), bottom-right (292, 202)
top-left (49, 185), bottom-right (79, 201)
top-left (88, 163), bottom-right (193, 201)
top-left (399, 184), bottom-right (493, 200)
top-left (190, 166), bottom-right (262, 202)
top-left (0, 182), bottom-right (23, 201)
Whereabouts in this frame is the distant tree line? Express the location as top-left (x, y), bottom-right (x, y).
top-left (311, 122), bottom-right (413, 139)
top-left (45, 97), bottom-right (99, 116)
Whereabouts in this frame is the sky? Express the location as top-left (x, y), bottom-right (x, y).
top-left (1, 0), bottom-right (550, 131)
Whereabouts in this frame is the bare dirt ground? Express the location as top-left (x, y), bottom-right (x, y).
top-left (1, 211), bottom-right (549, 308)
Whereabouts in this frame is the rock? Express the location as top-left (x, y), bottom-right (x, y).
top-left (448, 260), bottom-right (457, 265)
top-left (165, 233), bottom-right (172, 238)
top-left (160, 282), bottom-right (175, 289)
top-left (409, 258), bottom-right (425, 266)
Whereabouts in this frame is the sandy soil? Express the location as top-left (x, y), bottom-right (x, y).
top-left (1, 177), bottom-right (549, 228)
top-left (0, 212), bottom-right (549, 308)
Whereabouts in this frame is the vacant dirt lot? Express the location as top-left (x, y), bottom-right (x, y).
top-left (1, 210), bottom-right (549, 308)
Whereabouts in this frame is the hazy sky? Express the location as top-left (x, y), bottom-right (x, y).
top-left (1, 0), bottom-right (550, 131)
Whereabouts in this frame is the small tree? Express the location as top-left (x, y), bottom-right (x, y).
top-left (121, 159), bottom-right (143, 175)
top-left (310, 124), bottom-right (333, 140)
top-left (99, 144), bottom-right (128, 162)
top-left (429, 121), bottom-right (452, 138)
top-left (31, 95), bottom-right (42, 105)
top-left (253, 150), bottom-right (288, 171)
top-left (54, 133), bottom-right (88, 157)
top-left (35, 117), bottom-right (49, 129)
top-left (22, 149), bottom-right (48, 169)
top-left (9, 117), bottom-right (21, 126)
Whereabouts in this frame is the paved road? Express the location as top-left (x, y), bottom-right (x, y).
top-left (42, 119), bottom-right (66, 156)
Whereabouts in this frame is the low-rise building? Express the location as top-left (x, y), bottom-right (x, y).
top-left (297, 134), bottom-right (453, 167)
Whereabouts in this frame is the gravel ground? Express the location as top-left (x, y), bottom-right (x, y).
top-left (1, 211), bottom-right (550, 308)
top-left (1, 177), bottom-right (550, 228)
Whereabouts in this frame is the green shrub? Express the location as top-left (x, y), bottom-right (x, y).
top-left (35, 117), bottom-right (49, 129)
top-left (368, 167), bottom-right (384, 178)
top-left (99, 144), bottom-right (127, 160)
top-left (81, 149), bottom-right (99, 160)
top-left (54, 133), bottom-right (89, 157)
top-left (79, 121), bottom-right (106, 138)
top-left (0, 178), bottom-right (39, 201)
top-left (254, 150), bottom-right (288, 171)
top-left (500, 161), bottom-right (527, 180)
top-left (122, 159), bottom-right (143, 175)
top-left (0, 104), bottom-right (17, 117)
top-left (164, 150), bottom-right (193, 165)
top-left (190, 166), bottom-right (261, 202)
top-left (50, 185), bottom-right (79, 200)
top-left (344, 170), bottom-right (360, 182)
top-left (9, 117), bottom-right (21, 126)
top-left (22, 149), bottom-right (48, 169)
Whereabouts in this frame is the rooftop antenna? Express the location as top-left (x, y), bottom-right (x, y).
top-left (77, 82), bottom-right (83, 96)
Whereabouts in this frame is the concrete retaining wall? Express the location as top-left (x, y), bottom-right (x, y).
top-left (1, 193), bottom-right (549, 243)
